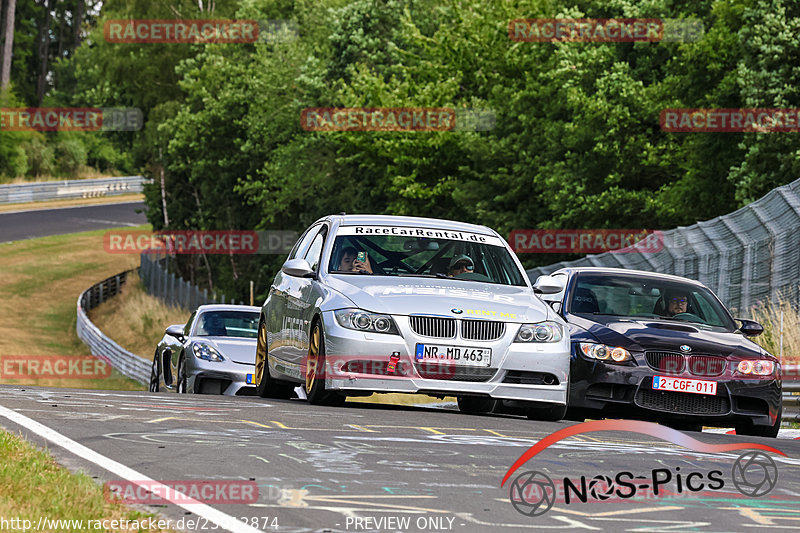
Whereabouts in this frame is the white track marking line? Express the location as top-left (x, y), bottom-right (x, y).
top-left (0, 405), bottom-right (262, 533)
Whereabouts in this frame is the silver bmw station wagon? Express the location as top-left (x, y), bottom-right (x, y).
top-left (255, 214), bottom-right (570, 419)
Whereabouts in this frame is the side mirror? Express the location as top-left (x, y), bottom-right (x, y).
top-left (737, 318), bottom-right (764, 337)
top-left (281, 258), bottom-right (316, 278)
top-left (533, 275), bottom-right (564, 295)
top-left (165, 324), bottom-right (185, 340)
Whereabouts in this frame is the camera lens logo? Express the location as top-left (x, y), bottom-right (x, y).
top-left (732, 451), bottom-right (778, 497)
top-left (509, 471), bottom-right (555, 516)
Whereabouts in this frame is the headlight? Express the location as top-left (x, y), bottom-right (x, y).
top-left (192, 343), bottom-right (224, 362)
top-left (579, 342), bottom-right (631, 362)
top-left (736, 359), bottom-right (775, 376)
top-left (334, 308), bottom-right (399, 334)
top-left (514, 322), bottom-right (563, 343)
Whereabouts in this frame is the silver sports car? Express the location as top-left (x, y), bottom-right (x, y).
top-left (255, 214), bottom-right (571, 419)
top-left (149, 304), bottom-right (262, 395)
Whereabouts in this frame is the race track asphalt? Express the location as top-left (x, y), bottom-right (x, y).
top-left (0, 202), bottom-right (147, 243)
top-left (0, 385), bottom-right (797, 533)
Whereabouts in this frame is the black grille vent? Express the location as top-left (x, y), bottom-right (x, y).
top-left (645, 352), bottom-right (685, 374)
top-left (414, 363), bottom-right (496, 382)
top-left (409, 316), bottom-right (456, 338)
top-left (688, 355), bottom-right (726, 376)
top-left (461, 320), bottom-right (505, 341)
top-left (635, 389), bottom-right (729, 415)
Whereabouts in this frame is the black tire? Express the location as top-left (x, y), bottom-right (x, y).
top-left (255, 319), bottom-right (294, 399)
top-left (177, 355), bottom-right (187, 394)
top-left (526, 403), bottom-right (567, 422)
top-left (305, 321), bottom-right (346, 407)
top-left (457, 396), bottom-right (497, 414)
top-left (149, 350), bottom-right (160, 392)
top-left (564, 407), bottom-right (589, 422)
top-left (735, 405), bottom-right (781, 438)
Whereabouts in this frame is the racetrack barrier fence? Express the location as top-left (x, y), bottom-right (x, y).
top-left (526, 177), bottom-right (800, 312)
top-left (139, 253), bottom-right (245, 308)
top-left (76, 270), bottom-right (150, 385)
top-left (0, 176), bottom-right (149, 204)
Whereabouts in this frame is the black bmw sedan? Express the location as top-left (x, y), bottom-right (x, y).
top-left (534, 267), bottom-right (782, 437)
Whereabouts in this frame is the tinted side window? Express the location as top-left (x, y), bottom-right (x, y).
top-left (304, 226), bottom-right (328, 271)
top-left (183, 312), bottom-right (196, 336)
top-left (289, 224), bottom-right (322, 261)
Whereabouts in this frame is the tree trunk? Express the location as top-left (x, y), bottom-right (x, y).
top-left (73, 0), bottom-right (84, 49)
top-left (0, 0), bottom-right (16, 90)
top-left (35, 0), bottom-right (51, 104)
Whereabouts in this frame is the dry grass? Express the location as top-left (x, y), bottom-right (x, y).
top-left (89, 272), bottom-right (190, 359)
top-left (0, 229), bottom-right (144, 390)
top-left (744, 299), bottom-right (800, 363)
top-left (0, 431), bottom-right (172, 532)
top-left (0, 193), bottom-right (144, 213)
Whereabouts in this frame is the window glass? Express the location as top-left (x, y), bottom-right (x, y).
top-left (195, 311), bottom-right (260, 338)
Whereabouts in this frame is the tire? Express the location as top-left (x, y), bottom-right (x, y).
top-left (177, 355), bottom-right (187, 394)
top-left (735, 405), bottom-right (781, 438)
top-left (526, 403), bottom-right (567, 422)
top-left (255, 319), bottom-right (293, 399)
top-left (305, 320), bottom-right (346, 407)
top-left (149, 350), bottom-right (160, 392)
top-left (457, 396), bottom-right (497, 414)
top-left (564, 407), bottom-right (589, 422)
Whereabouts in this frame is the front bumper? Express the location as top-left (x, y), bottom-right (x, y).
top-left (321, 312), bottom-right (570, 405)
top-left (187, 357), bottom-right (257, 396)
top-left (569, 350), bottom-right (782, 427)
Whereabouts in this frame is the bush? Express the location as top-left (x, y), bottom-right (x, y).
top-left (21, 133), bottom-right (55, 177)
top-left (54, 136), bottom-right (88, 177)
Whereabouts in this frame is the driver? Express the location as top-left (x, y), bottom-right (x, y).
top-left (665, 290), bottom-right (689, 317)
top-left (447, 255), bottom-right (474, 277)
top-left (338, 246), bottom-right (373, 274)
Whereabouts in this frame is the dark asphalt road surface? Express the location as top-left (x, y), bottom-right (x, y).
top-left (0, 202), bottom-right (147, 243)
top-left (0, 385), bottom-right (798, 533)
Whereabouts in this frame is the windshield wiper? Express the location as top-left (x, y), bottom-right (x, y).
top-left (401, 273), bottom-right (449, 279)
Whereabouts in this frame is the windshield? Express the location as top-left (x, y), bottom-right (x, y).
top-left (568, 273), bottom-right (736, 331)
top-left (327, 225), bottom-right (527, 286)
top-left (195, 311), bottom-right (259, 338)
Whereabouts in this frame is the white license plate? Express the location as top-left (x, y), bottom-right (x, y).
top-left (415, 344), bottom-right (491, 367)
top-left (652, 375), bottom-right (717, 395)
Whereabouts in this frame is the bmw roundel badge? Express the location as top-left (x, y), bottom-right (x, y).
top-left (451, 308), bottom-right (463, 314)
top-left (680, 345), bottom-right (691, 352)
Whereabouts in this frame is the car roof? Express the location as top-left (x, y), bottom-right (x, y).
top-left (554, 267), bottom-right (707, 287)
top-left (319, 214), bottom-right (498, 236)
top-left (195, 304), bottom-right (261, 313)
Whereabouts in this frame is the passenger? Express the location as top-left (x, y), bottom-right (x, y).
top-left (447, 255), bottom-right (474, 277)
top-left (338, 247), bottom-right (373, 274)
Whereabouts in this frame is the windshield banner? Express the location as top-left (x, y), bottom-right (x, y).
top-left (337, 226), bottom-right (505, 247)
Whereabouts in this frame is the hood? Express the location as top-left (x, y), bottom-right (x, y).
top-left (568, 315), bottom-right (764, 357)
top-left (193, 337), bottom-right (257, 364)
top-left (324, 275), bottom-right (548, 323)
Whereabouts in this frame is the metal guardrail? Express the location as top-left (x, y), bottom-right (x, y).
top-left (783, 366), bottom-right (800, 423)
top-left (76, 270), bottom-right (150, 385)
top-left (0, 176), bottom-right (149, 204)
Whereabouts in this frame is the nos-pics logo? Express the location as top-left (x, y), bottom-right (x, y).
top-left (501, 420), bottom-right (783, 517)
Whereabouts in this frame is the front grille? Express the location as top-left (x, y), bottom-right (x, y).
top-left (461, 319), bottom-right (505, 341)
top-left (645, 351), bottom-right (685, 374)
top-left (414, 362), bottom-right (496, 382)
top-left (688, 355), bottom-right (726, 376)
top-left (635, 388), bottom-right (730, 415)
top-left (409, 316), bottom-right (456, 338)
top-left (502, 371), bottom-right (559, 385)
